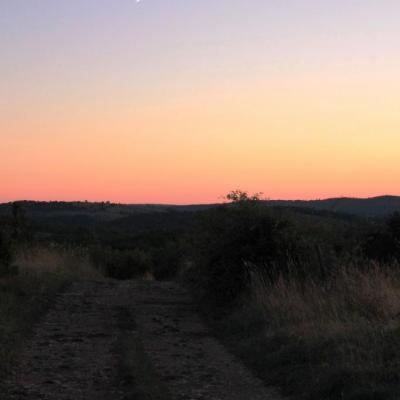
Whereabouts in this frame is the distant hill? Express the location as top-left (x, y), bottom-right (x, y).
top-left (0, 196), bottom-right (399, 220)
top-left (0, 201), bottom-right (214, 221)
top-left (265, 196), bottom-right (400, 217)
top-left (1, 197), bottom-right (398, 248)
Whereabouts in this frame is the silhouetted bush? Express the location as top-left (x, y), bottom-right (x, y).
top-left (0, 232), bottom-right (13, 277)
top-left (190, 198), bottom-right (305, 306)
top-left (364, 212), bottom-right (400, 262)
top-left (388, 212), bottom-right (400, 255)
top-left (90, 247), bottom-right (152, 280)
top-left (151, 240), bottom-right (183, 280)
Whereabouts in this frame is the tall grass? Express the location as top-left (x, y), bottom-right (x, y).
top-left (14, 245), bottom-right (101, 280)
top-left (219, 264), bottom-right (400, 399)
top-left (0, 245), bottom-right (101, 378)
top-left (251, 263), bottom-right (400, 334)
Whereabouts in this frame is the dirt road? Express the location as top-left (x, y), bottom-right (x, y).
top-left (1, 280), bottom-right (282, 400)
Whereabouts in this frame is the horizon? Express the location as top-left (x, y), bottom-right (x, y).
top-left (1, 193), bottom-right (399, 207)
top-left (2, 1), bottom-right (400, 203)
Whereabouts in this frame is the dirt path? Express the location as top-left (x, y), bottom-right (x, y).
top-left (130, 281), bottom-right (281, 400)
top-left (1, 280), bottom-right (282, 400)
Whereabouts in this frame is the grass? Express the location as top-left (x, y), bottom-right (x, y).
top-left (0, 245), bottom-right (101, 378)
top-left (214, 264), bottom-right (400, 400)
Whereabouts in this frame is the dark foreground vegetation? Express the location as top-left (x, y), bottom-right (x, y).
top-left (1, 194), bottom-right (400, 399)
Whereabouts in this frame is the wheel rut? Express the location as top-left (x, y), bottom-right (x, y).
top-left (128, 281), bottom-right (281, 400)
top-left (1, 281), bottom-right (130, 400)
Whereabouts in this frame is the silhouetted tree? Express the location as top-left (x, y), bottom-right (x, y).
top-left (225, 190), bottom-right (263, 204)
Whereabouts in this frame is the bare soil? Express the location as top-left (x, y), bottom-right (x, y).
top-left (1, 280), bottom-right (282, 400)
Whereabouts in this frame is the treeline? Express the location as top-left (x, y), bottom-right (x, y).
top-left (182, 192), bottom-right (400, 306)
top-left (0, 201), bottom-right (187, 280)
top-left (1, 194), bottom-right (399, 285)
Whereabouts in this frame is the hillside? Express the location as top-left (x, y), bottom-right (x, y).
top-left (0, 196), bottom-right (399, 220)
top-left (267, 195), bottom-right (400, 217)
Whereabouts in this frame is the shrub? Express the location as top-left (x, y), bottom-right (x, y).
top-left (90, 247), bottom-right (152, 280)
top-left (191, 198), bottom-right (302, 306)
top-left (364, 213), bottom-right (400, 262)
top-left (150, 240), bottom-right (183, 280)
top-left (0, 233), bottom-right (13, 277)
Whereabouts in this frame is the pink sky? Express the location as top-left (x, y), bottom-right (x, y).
top-left (1, 1), bottom-right (399, 204)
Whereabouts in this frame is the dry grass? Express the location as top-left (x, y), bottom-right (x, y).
top-left (217, 264), bottom-right (400, 399)
top-left (14, 245), bottom-right (101, 280)
top-left (251, 264), bottom-right (400, 337)
top-left (0, 245), bottom-right (102, 378)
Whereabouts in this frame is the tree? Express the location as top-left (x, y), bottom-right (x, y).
top-left (225, 190), bottom-right (263, 204)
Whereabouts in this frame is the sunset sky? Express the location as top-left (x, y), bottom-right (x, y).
top-left (1, 0), bottom-right (399, 204)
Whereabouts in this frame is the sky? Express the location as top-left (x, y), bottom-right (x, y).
top-left (1, 0), bottom-right (399, 204)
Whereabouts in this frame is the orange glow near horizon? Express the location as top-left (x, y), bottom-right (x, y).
top-left (1, 1), bottom-right (400, 204)
top-left (2, 76), bottom-right (399, 204)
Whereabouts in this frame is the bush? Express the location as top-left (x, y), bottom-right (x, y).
top-left (0, 233), bottom-right (13, 277)
top-left (151, 240), bottom-right (183, 280)
top-left (364, 213), bottom-right (400, 262)
top-left (190, 199), bottom-right (302, 306)
top-left (90, 247), bottom-right (152, 280)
